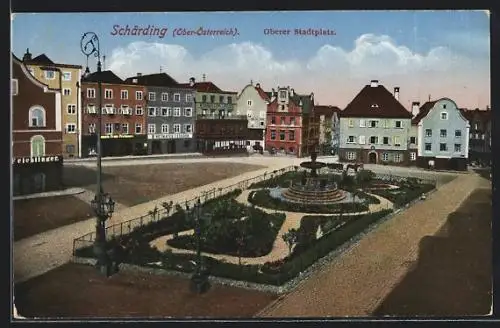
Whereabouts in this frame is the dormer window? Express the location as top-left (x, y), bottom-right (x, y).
top-left (279, 90), bottom-right (287, 99)
top-left (371, 103), bottom-right (379, 108)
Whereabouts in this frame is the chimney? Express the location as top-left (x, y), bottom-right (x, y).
top-left (256, 83), bottom-right (261, 89)
top-left (411, 101), bottom-right (420, 117)
top-left (22, 48), bottom-right (32, 61)
top-left (394, 87), bottom-right (400, 101)
top-left (189, 77), bottom-right (195, 87)
top-left (310, 92), bottom-right (314, 101)
top-left (103, 55), bottom-right (106, 70)
top-left (370, 80), bottom-right (379, 87)
top-left (290, 88), bottom-right (294, 97)
top-left (137, 73), bottom-right (142, 77)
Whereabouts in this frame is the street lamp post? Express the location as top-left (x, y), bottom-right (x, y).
top-left (81, 32), bottom-right (116, 276)
top-left (189, 198), bottom-right (211, 293)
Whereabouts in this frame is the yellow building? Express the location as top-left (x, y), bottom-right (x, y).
top-left (22, 49), bottom-right (83, 158)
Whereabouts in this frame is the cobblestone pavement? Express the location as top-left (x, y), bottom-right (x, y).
top-left (150, 190), bottom-right (393, 265)
top-left (257, 173), bottom-right (488, 317)
top-left (13, 157), bottom-right (298, 284)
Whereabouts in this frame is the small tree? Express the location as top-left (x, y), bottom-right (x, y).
top-left (161, 201), bottom-right (173, 217)
top-left (282, 228), bottom-right (298, 256)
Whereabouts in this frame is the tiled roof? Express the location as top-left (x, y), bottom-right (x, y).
top-left (178, 81), bottom-right (237, 94)
top-left (124, 73), bottom-right (180, 87)
top-left (255, 86), bottom-right (270, 101)
top-left (82, 70), bottom-right (125, 84)
top-left (411, 101), bottom-right (436, 125)
top-left (343, 83), bottom-right (413, 119)
top-left (28, 54), bottom-right (55, 65)
top-left (314, 105), bottom-right (341, 117)
top-left (292, 94), bottom-right (314, 114)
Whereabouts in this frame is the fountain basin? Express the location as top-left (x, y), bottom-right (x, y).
top-left (269, 187), bottom-right (364, 205)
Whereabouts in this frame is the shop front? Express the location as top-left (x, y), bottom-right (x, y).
top-left (82, 134), bottom-right (148, 158)
top-left (12, 155), bottom-right (64, 196)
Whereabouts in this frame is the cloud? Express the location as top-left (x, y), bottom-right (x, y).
top-left (108, 33), bottom-right (489, 108)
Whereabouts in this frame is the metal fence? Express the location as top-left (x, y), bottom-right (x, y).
top-left (72, 165), bottom-right (436, 256)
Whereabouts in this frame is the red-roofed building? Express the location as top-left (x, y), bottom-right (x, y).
top-left (339, 80), bottom-right (413, 165)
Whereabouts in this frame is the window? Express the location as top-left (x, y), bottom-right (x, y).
top-left (455, 130), bottom-right (461, 137)
top-left (271, 116), bottom-right (276, 124)
top-left (279, 130), bottom-right (286, 141)
top-left (227, 96), bottom-right (232, 104)
top-left (135, 106), bottom-right (143, 115)
top-left (148, 92), bottom-right (156, 101)
top-left (358, 135), bottom-right (366, 145)
top-left (347, 152), bottom-right (356, 160)
top-left (105, 123), bottom-right (113, 134)
top-left (394, 153), bottom-right (402, 162)
top-left (383, 137), bottom-right (390, 145)
top-left (290, 117), bottom-right (296, 125)
top-left (44, 70), bottom-right (55, 79)
top-left (12, 79), bottom-right (18, 96)
top-left (280, 117), bottom-right (286, 125)
top-left (393, 136), bottom-right (401, 147)
top-left (454, 144), bottom-right (461, 152)
top-left (67, 104), bottom-right (76, 114)
top-left (62, 72), bottom-right (71, 81)
top-left (161, 107), bottom-right (168, 116)
top-left (279, 90), bottom-right (287, 99)
top-left (155, 108), bottom-right (161, 116)
top-left (369, 120), bottom-right (378, 128)
top-left (167, 108), bottom-right (173, 116)
top-left (148, 107), bottom-right (156, 116)
top-left (148, 124), bottom-right (156, 134)
top-left (88, 123), bottom-right (96, 134)
top-left (135, 123), bottom-right (142, 134)
top-left (425, 129), bottom-right (432, 137)
top-left (87, 88), bottom-right (96, 98)
top-left (202, 95), bottom-right (207, 102)
top-left (442, 104), bottom-right (447, 109)
top-left (289, 130), bottom-right (295, 141)
top-left (63, 88), bottom-right (71, 96)
top-left (173, 108), bottom-right (181, 117)
top-left (369, 136), bottom-right (378, 144)
top-left (474, 123), bottom-right (479, 130)
top-left (382, 153), bottom-right (389, 161)
top-left (247, 100), bottom-right (253, 107)
top-left (347, 136), bottom-right (355, 143)
top-left (394, 120), bottom-right (402, 128)
top-left (440, 129), bottom-right (447, 138)
top-left (184, 124), bottom-right (192, 133)
top-left (161, 93), bottom-right (168, 102)
top-left (174, 93), bottom-right (181, 102)
top-left (348, 119), bottom-right (354, 127)
top-left (440, 112), bottom-right (448, 120)
top-left (382, 119), bottom-right (390, 128)
top-left (119, 123), bottom-right (128, 134)
top-left (425, 143), bottom-right (432, 151)
top-left (161, 124), bottom-right (169, 133)
top-left (66, 124), bottom-right (76, 133)
top-left (30, 135), bottom-right (45, 157)
top-left (440, 143), bottom-right (448, 151)
top-left (120, 90), bottom-right (128, 100)
top-left (104, 89), bottom-right (113, 99)
top-left (186, 94), bottom-right (193, 102)
top-left (136, 91), bottom-right (143, 100)
top-left (271, 130), bottom-right (276, 140)
top-left (410, 152), bottom-right (416, 161)
top-left (359, 119), bottom-right (366, 128)
top-left (173, 124), bottom-right (181, 133)
top-left (481, 134), bottom-right (485, 140)
top-left (184, 108), bottom-right (192, 117)
top-left (29, 106), bottom-right (46, 127)
top-left (210, 95), bottom-right (215, 103)
top-left (410, 136), bottom-right (416, 144)
top-left (219, 96), bottom-right (224, 103)
top-left (476, 133), bottom-right (480, 139)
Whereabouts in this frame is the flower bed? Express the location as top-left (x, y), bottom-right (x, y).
top-left (368, 183), bottom-right (435, 208)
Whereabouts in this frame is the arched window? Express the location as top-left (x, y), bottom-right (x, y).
top-left (30, 135), bottom-right (45, 157)
top-left (29, 106), bottom-right (46, 127)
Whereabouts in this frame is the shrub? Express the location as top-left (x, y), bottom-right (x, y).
top-left (248, 171), bottom-right (300, 189)
top-left (369, 183), bottom-right (435, 208)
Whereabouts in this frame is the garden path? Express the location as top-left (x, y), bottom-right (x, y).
top-left (149, 189), bottom-right (393, 265)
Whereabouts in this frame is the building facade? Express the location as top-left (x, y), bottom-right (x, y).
top-left (236, 82), bottom-right (268, 151)
top-left (412, 98), bottom-right (470, 171)
top-left (314, 105), bottom-right (341, 155)
top-left (463, 108), bottom-right (491, 165)
top-left (265, 86), bottom-right (317, 157)
top-left (22, 49), bottom-right (82, 158)
top-left (124, 73), bottom-right (196, 154)
top-left (339, 80), bottom-right (413, 165)
top-left (12, 54), bottom-right (63, 195)
top-left (81, 70), bottom-right (148, 157)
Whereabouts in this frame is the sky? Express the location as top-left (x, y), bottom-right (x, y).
top-left (11, 11), bottom-right (490, 109)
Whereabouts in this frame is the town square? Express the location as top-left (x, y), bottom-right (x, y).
top-left (11, 10), bottom-right (492, 319)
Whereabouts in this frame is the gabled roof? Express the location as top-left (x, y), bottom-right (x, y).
top-left (12, 53), bottom-right (59, 92)
top-left (255, 86), bottom-right (270, 101)
top-left (343, 83), bottom-right (413, 119)
top-left (124, 73), bottom-right (181, 87)
top-left (314, 105), bottom-right (341, 117)
top-left (411, 101), bottom-right (436, 125)
top-left (82, 70), bottom-right (125, 84)
top-left (29, 54), bottom-right (55, 65)
top-left (178, 81), bottom-right (237, 94)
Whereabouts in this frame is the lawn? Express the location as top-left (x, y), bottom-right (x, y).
top-left (14, 196), bottom-right (94, 241)
top-left (63, 163), bottom-right (265, 206)
top-left (373, 188), bottom-right (492, 316)
top-left (14, 263), bottom-right (278, 318)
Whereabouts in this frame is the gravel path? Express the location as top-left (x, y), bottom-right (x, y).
top-left (256, 173), bottom-right (484, 317)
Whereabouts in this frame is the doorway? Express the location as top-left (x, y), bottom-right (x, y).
top-left (368, 152), bottom-right (377, 164)
top-left (167, 140), bottom-right (176, 154)
top-left (151, 141), bottom-right (162, 154)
